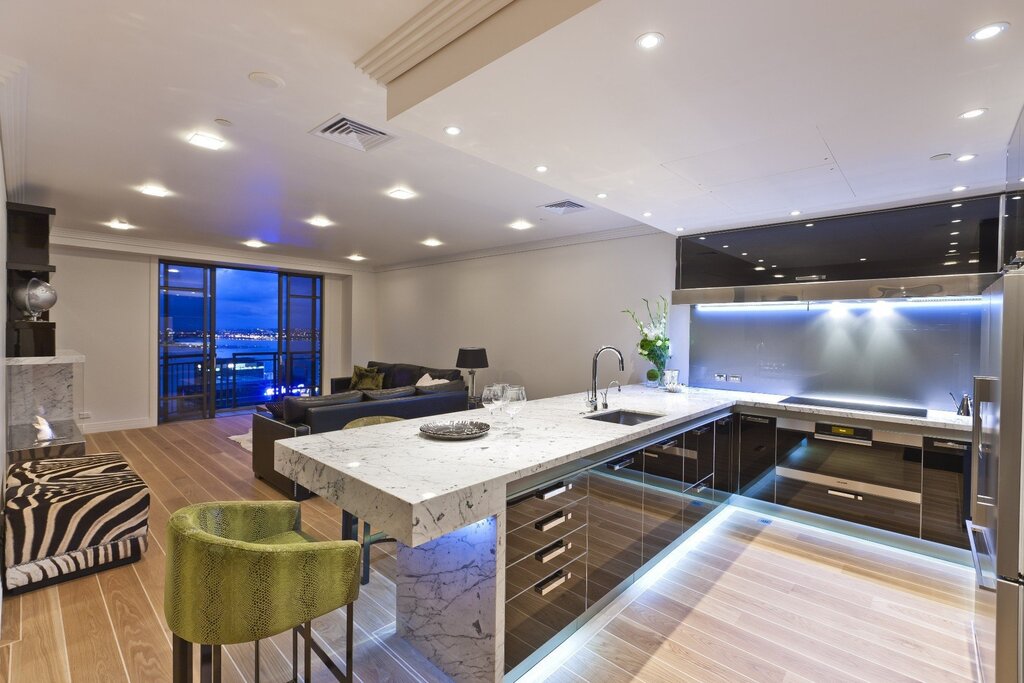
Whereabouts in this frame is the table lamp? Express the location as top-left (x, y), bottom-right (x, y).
top-left (456, 347), bottom-right (489, 398)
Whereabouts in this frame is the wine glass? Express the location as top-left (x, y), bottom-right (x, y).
top-left (481, 384), bottom-right (507, 421)
top-left (504, 385), bottom-right (527, 433)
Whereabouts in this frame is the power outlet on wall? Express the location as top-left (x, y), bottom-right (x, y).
top-left (78, 411), bottom-right (92, 420)
top-left (714, 373), bottom-right (727, 382)
top-left (727, 374), bottom-right (742, 383)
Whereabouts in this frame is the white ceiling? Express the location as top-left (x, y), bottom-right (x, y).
top-left (0, 1), bottom-right (638, 267)
top-left (394, 0), bottom-right (1024, 236)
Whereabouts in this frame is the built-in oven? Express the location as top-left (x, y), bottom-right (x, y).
top-left (772, 418), bottom-right (925, 538)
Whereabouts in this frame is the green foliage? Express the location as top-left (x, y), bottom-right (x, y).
top-left (646, 368), bottom-right (660, 381)
top-left (623, 296), bottom-right (671, 374)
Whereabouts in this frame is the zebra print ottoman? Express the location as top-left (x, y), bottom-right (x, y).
top-left (4, 452), bottom-right (150, 594)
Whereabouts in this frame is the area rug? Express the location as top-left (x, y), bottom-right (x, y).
top-left (228, 430), bottom-right (252, 452)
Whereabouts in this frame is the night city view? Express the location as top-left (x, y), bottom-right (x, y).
top-left (158, 264), bottom-right (321, 419)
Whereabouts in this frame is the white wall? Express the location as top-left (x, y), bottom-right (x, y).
top-left (375, 232), bottom-right (677, 400)
top-left (49, 245), bottom-right (378, 432)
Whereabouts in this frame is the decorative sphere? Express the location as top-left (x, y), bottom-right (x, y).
top-left (13, 278), bottom-right (57, 320)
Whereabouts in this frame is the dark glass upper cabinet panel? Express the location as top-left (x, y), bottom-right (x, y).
top-left (1003, 106), bottom-right (1024, 260)
top-left (676, 195), bottom-right (1001, 289)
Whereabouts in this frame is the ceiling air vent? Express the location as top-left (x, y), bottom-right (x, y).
top-left (309, 115), bottom-right (395, 152)
top-left (540, 200), bottom-right (588, 215)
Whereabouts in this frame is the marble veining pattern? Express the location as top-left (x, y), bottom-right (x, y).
top-left (275, 385), bottom-right (970, 547)
top-left (395, 514), bottom-right (504, 682)
top-left (7, 363), bottom-right (75, 425)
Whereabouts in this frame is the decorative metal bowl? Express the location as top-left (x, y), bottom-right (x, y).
top-left (419, 420), bottom-right (491, 441)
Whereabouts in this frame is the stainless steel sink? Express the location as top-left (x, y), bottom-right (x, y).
top-left (584, 409), bottom-right (664, 426)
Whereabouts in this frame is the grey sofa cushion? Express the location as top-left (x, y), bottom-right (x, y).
top-left (363, 386), bottom-right (416, 401)
top-left (283, 391), bottom-right (363, 423)
top-left (415, 379), bottom-right (466, 395)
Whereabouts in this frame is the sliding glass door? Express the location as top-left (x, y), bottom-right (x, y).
top-left (158, 262), bottom-right (323, 423)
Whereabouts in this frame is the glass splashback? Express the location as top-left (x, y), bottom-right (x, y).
top-left (688, 299), bottom-right (982, 410)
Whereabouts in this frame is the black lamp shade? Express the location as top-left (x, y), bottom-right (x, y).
top-left (456, 347), bottom-right (489, 369)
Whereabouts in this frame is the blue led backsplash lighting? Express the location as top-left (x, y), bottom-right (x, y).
top-left (689, 298), bottom-right (982, 410)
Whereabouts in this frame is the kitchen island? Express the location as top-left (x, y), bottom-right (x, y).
top-left (275, 385), bottom-right (970, 681)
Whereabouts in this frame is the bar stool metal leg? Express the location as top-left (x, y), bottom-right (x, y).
top-left (346, 603), bottom-right (354, 682)
top-left (172, 635), bottom-right (193, 683)
top-left (254, 639), bottom-right (260, 683)
top-left (212, 645), bottom-right (222, 683)
top-left (292, 627), bottom-right (299, 682)
top-left (199, 644), bottom-right (212, 683)
top-left (304, 621), bottom-right (312, 683)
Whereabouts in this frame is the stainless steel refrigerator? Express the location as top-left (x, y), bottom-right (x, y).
top-left (970, 270), bottom-right (1024, 683)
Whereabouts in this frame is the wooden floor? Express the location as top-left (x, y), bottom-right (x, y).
top-left (0, 416), bottom-right (981, 683)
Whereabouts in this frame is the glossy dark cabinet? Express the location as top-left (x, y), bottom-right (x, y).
top-left (676, 194), bottom-right (1001, 289)
top-left (921, 437), bottom-right (971, 549)
top-left (713, 416), bottom-right (736, 500)
top-left (737, 415), bottom-right (776, 496)
top-left (587, 461), bottom-right (644, 606)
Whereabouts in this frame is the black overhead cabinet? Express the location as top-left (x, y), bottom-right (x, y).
top-left (675, 194), bottom-right (1001, 290)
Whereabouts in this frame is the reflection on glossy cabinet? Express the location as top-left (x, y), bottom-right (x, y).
top-left (587, 459), bottom-right (643, 606)
top-left (921, 437), bottom-right (971, 549)
top-left (738, 414), bottom-right (776, 495)
top-left (713, 415), bottom-right (736, 500)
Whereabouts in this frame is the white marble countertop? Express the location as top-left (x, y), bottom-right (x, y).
top-left (5, 349), bottom-right (85, 365)
top-left (275, 385), bottom-right (970, 547)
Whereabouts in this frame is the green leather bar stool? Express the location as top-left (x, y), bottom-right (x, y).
top-left (164, 501), bottom-right (361, 683)
top-left (342, 415), bottom-right (403, 585)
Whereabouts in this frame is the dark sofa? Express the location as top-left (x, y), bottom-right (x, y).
top-left (252, 362), bottom-right (467, 500)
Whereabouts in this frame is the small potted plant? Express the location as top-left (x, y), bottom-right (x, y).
top-left (624, 296), bottom-right (671, 387)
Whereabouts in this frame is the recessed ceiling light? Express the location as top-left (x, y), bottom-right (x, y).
top-left (958, 109), bottom-right (988, 120)
top-left (955, 154), bottom-right (976, 162)
top-left (773, 274), bottom-right (785, 278)
top-left (722, 245), bottom-right (729, 249)
top-left (699, 237), bottom-right (706, 240)
top-left (1019, 177), bottom-right (1024, 182)
top-left (444, 126), bottom-right (462, 136)
top-left (596, 193), bottom-right (608, 199)
top-left (741, 252), bottom-right (748, 256)
top-left (969, 22), bottom-right (1009, 41)
top-left (1013, 196), bottom-right (1023, 200)
top-left (944, 261), bottom-right (959, 266)
top-left (248, 71), bottom-right (286, 88)
top-left (105, 219), bottom-right (134, 230)
top-left (950, 242), bottom-right (959, 245)
top-left (642, 211), bottom-right (653, 218)
top-left (306, 215), bottom-right (334, 228)
top-left (930, 153), bottom-right (952, 161)
top-left (636, 32), bottom-right (664, 50)
top-left (952, 219), bottom-right (962, 223)
top-left (789, 210), bottom-right (801, 216)
top-left (509, 220), bottom-right (534, 230)
top-left (754, 266), bottom-right (766, 271)
top-left (951, 185), bottom-right (968, 192)
top-left (951, 231), bottom-right (960, 235)
top-left (187, 131), bottom-right (226, 150)
top-left (969, 258), bottom-right (980, 264)
top-left (535, 165), bottom-right (548, 173)
top-left (347, 254), bottom-right (366, 261)
top-left (771, 264), bottom-right (778, 268)
top-left (676, 228), bottom-right (685, 231)
top-left (951, 203), bottom-right (963, 208)
top-left (758, 258), bottom-right (764, 262)
top-left (243, 239), bottom-right (267, 248)
top-left (805, 223), bottom-right (814, 227)
top-left (387, 187), bottom-right (417, 200)
top-left (948, 249), bottom-right (958, 253)
top-left (214, 118), bottom-right (233, 127)
top-left (421, 238), bottom-right (443, 247)
top-left (860, 258), bottom-right (867, 262)
top-left (138, 184), bottom-right (171, 197)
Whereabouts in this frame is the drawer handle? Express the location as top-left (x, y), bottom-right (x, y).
top-left (535, 511), bottom-right (571, 532)
top-left (536, 482), bottom-right (572, 500)
top-left (535, 570), bottom-right (571, 596)
top-left (827, 489), bottom-right (864, 501)
top-left (608, 457), bottom-right (635, 471)
top-left (536, 540), bottom-right (571, 564)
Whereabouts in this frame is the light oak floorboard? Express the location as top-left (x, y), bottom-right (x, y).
top-left (0, 417), bottom-right (981, 683)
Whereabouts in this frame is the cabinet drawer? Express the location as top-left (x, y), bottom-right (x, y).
top-left (507, 471), bottom-right (589, 533)
top-left (775, 476), bottom-right (921, 538)
top-left (506, 524), bottom-right (587, 600)
top-left (504, 556), bottom-right (587, 673)
top-left (507, 498), bottom-right (587, 567)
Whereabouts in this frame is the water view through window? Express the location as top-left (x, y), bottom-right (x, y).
top-left (158, 262), bottom-right (323, 422)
